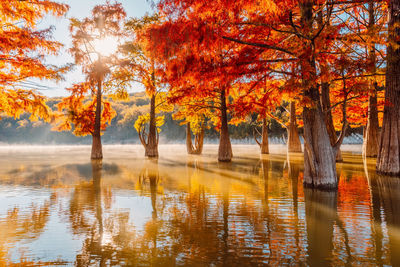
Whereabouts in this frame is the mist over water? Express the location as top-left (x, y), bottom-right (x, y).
top-left (0, 144), bottom-right (395, 266)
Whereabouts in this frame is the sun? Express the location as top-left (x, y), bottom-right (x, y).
top-left (92, 36), bottom-right (119, 57)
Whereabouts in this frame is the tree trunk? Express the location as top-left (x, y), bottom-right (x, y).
top-left (377, 0), bottom-right (400, 175)
top-left (145, 94), bottom-right (158, 158)
top-left (363, 92), bottom-right (379, 157)
top-left (303, 106), bottom-right (338, 189)
top-left (186, 123), bottom-right (194, 154)
top-left (260, 118), bottom-right (269, 154)
top-left (287, 101), bottom-right (302, 153)
top-left (218, 90), bottom-right (232, 162)
top-left (91, 78), bottom-right (103, 160)
top-left (186, 123), bottom-right (204, 155)
top-left (363, 2), bottom-right (379, 158)
top-left (193, 126), bottom-right (204, 154)
top-left (300, 1), bottom-right (338, 189)
top-left (321, 82), bottom-right (343, 162)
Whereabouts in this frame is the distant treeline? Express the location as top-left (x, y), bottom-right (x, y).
top-left (0, 92), bottom-right (360, 144)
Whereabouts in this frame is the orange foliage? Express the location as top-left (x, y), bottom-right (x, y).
top-left (53, 82), bottom-right (116, 136)
top-left (0, 0), bottom-right (69, 121)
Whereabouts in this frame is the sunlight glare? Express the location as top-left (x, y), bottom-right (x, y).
top-left (92, 36), bottom-right (119, 57)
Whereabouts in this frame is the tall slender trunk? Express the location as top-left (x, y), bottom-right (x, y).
top-left (186, 123), bottom-right (204, 155)
top-left (363, 1), bottom-right (380, 158)
top-left (186, 123), bottom-right (194, 154)
top-left (301, 1), bottom-right (338, 189)
top-left (218, 90), bottom-right (232, 162)
top-left (317, 6), bottom-right (342, 163)
top-left (377, 0), bottom-right (400, 174)
top-left (287, 101), bottom-right (302, 153)
top-left (146, 94), bottom-right (158, 157)
top-left (321, 83), bottom-right (343, 162)
top-left (260, 118), bottom-right (269, 154)
top-left (194, 126), bottom-right (204, 154)
top-left (91, 78), bottom-right (103, 159)
top-left (364, 91), bottom-right (379, 157)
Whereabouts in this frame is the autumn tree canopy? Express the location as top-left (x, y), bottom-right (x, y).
top-left (0, 0), bottom-right (69, 121)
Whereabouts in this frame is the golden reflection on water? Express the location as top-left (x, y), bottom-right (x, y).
top-left (0, 145), bottom-right (398, 265)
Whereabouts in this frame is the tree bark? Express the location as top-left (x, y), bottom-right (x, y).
top-left (193, 126), bottom-right (204, 154)
top-left (303, 106), bottom-right (338, 189)
top-left (317, 6), bottom-right (342, 163)
top-left (186, 123), bottom-right (194, 154)
top-left (321, 83), bottom-right (343, 162)
top-left (287, 101), bottom-right (302, 153)
top-left (145, 94), bottom-right (159, 158)
top-left (186, 123), bottom-right (204, 155)
top-left (301, 1), bottom-right (338, 189)
top-left (377, 0), bottom-right (400, 175)
top-left (364, 92), bottom-right (379, 157)
top-left (91, 78), bottom-right (103, 160)
top-left (218, 90), bottom-right (232, 162)
top-left (260, 118), bottom-right (269, 154)
top-left (363, 2), bottom-right (380, 158)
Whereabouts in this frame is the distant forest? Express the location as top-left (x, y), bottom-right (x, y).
top-left (0, 92), bottom-right (363, 145)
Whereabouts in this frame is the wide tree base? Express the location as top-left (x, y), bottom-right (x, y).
top-left (145, 145), bottom-right (159, 158)
top-left (91, 135), bottom-right (103, 160)
top-left (218, 142), bottom-right (232, 162)
top-left (91, 153), bottom-right (103, 160)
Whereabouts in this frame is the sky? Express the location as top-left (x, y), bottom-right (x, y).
top-left (36, 0), bottom-right (153, 97)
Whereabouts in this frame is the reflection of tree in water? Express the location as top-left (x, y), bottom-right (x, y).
top-left (65, 157), bottom-right (300, 265)
top-left (304, 188), bottom-right (337, 266)
top-left (286, 152), bottom-right (301, 261)
top-left (71, 160), bottom-right (112, 266)
top-left (139, 159), bottom-right (160, 220)
top-left (0, 193), bottom-right (60, 265)
top-left (367, 164), bottom-right (400, 267)
top-left (363, 159), bottom-right (384, 266)
top-left (57, 152), bottom-right (399, 266)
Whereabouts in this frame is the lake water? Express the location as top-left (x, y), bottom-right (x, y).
top-left (0, 144), bottom-right (398, 266)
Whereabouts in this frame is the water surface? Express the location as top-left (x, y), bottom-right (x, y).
top-left (0, 144), bottom-right (397, 266)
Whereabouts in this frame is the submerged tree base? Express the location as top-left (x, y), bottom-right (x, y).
top-left (145, 145), bottom-right (159, 158)
top-left (91, 135), bottom-right (103, 160)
